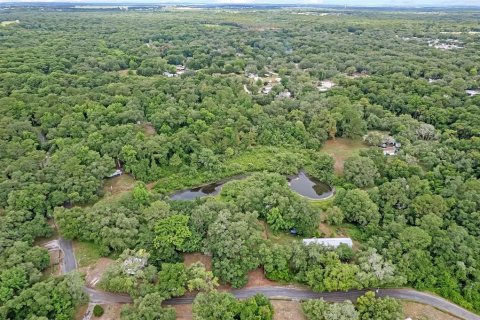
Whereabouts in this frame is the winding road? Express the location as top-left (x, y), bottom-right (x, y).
top-left (57, 238), bottom-right (480, 320)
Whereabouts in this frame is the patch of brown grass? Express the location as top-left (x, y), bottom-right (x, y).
top-left (102, 174), bottom-right (136, 197)
top-left (183, 253), bottom-right (212, 271)
top-left (272, 300), bottom-right (306, 320)
top-left (245, 268), bottom-right (277, 288)
top-left (79, 257), bottom-right (115, 288)
top-left (320, 138), bottom-right (368, 175)
top-left (169, 304), bottom-right (193, 320)
top-left (403, 301), bottom-right (460, 320)
top-left (140, 123), bottom-right (156, 136)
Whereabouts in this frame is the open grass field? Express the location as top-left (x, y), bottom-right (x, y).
top-left (102, 174), bottom-right (136, 197)
top-left (264, 223), bottom-right (298, 245)
top-left (73, 241), bottom-right (102, 268)
top-left (320, 138), bottom-right (368, 175)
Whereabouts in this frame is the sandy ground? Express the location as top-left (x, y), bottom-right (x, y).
top-left (403, 301), bottom-right (460, 320)
top-left (272, 300), bottom-right (306, 320)
top-left (79, 258), bottom-right (115, 288)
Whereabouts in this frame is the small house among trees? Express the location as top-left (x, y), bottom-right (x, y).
top-left (107, 169), bottom-right (123, 178)
top-left (379, 136), bottom-right (401, 156)
top-left (122, 250), bottom-right (148, 275)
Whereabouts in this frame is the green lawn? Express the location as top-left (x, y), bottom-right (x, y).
top-left (73, 241), bottom-right (102, 268)
top-left (264, 224), bottom-right (298, 245)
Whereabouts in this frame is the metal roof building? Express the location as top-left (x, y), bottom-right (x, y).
top-left (303, 238), bottom-right (353, 248)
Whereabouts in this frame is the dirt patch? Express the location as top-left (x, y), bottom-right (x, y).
top-left (318, 223), bottom-right (333, 237)
top-left (141, 123), bottom-right (156, 136)
top-left (246, 268), bottom-right (277, 288)
top-left (272, 300), bottom-right (306, 320)
top-left (259, 220), bottom-right (268, 240)
top-left (93, 304), bottom-right (123, 320)
top-left (75, 304), bottom-right (89, 320)
top-left (117, 69), bottom-right (130, 76)
top-left (403, 301), bottom-right (460, 320)
top-left (79, 258), bottom-right (115, 288)
top-left (169, 304), bottom-right (193, 320)
top-left (47, 250), bottom-right (62, 276)
top-left (184, 253), bottom-right (212, 271)
top-left (321, 138), bottom-right (368, 175)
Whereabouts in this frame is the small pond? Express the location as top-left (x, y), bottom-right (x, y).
top-left (169, 174), bottom-right (247, 201)
top-left (170, 182), bottom-right (223, 200)
top-left (288, 171), bottom-right (334, 200)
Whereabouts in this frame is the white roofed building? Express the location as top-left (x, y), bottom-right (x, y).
top-left (303, 238), bottom-right (353, 248)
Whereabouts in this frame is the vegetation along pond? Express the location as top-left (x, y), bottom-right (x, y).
top-left (171, 172), bottom-right (333, 200)
top-left (169, 175), bottom-right (247, 200)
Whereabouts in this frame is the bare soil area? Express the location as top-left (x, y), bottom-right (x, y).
top-left (80, 258), bottom-right (115, 288)
top-left (169, 304), bottom-right (193, 320)
top-left (403, 301), bottom-right (460, 320)
top-left (272, 300), bottom-right (306, 320)
top-left (246, 268), bottom-right (277, 288)
top-left (321, 138), bottom-right (368, 174)
top-left (183, 253), bottom-right (212, 271)
top-left (141, 123), bottom-right (156, 136)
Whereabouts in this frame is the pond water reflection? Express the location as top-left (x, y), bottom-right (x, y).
top-left (288, 171), bottom-right (334, 200)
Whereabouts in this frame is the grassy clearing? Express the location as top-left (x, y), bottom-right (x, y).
top-left (264, 224), bottom-right (298, 245)
top-left (320, 138), bottom-right (368, 175)
top-left (309, 197), bottom-right (334, 210)
top-left (73, 241), bottom-right (102, 268)
top-left (102, 173), bottom-right (136, 197)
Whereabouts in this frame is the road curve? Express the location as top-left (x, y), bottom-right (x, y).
top-left (164, 286), bottom-right (480, 320)
top-left (57, 239), bottom-right (479, 320)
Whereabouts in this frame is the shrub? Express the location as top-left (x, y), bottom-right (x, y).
top-left (93, 304), bottom-right (104, 317)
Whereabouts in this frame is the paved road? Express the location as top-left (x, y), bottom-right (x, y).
top-left (57, 239), bottom-right (479, 320)
top-left (164, 287), bottom-right (480, 320)
top-left (58, 237), bottom-right (77, 273)
top-left (84, 287), bottom-right (133, 304)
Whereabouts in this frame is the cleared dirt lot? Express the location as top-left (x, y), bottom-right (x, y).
top-left (403, 301), bottom-right (460, 320)
top-left (79, 258), bottom-right (115, 288)
top-left (272, 300), bottom-right (306, 320)
top-left (170, 304), bottom-right (193, 320)
top-left (320, 138), bottom-right (368, 174)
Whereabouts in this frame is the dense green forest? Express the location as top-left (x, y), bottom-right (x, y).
top-left (0, 7), bottom-right (479, 319)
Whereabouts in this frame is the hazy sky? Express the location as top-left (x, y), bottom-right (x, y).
top-left (1, 0), bottom-right (479, 6)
